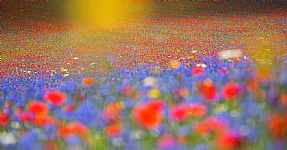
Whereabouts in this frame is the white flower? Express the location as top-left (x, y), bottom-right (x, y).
top-left (0, 132), bottom-right (16, 145)
top-left (143, 77), bottom-right (157, 87)
top-left (219, 49), bottom-right (242, 60)
top-left (196, 63), bottom-right (207, 68)
top-left (130, 130), bottom-right (144, 140)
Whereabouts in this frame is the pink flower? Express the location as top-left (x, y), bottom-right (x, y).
top-left (170, 105), bottom-right (189, 122)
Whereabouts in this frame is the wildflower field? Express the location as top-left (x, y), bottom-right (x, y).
top-left (1, 1), bottom-right (287, 150)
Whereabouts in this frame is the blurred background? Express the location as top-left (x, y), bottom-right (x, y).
top-left (2, 1), bottom-right (287, 76)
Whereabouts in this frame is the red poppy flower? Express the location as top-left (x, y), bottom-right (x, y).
top-left (281, 94), bottom-right (287, 106)
top-left (76, 93), bottom-right (86, 101)
top-left (17, 111), bottom-right (34, 122)
top-left (122, 85), bottom-right (132, 96)
top-left (105, 123), bottom-right (122, 137)
top-left (192, 67), bottom-right (204, 76)
top-left (222, 82), bottom-right (242, 100)
top-left (0, 112), bottom-right (9, 126)
top-left (170, 105), bottom-right (189, 122)
top-left (33, 115), bottom-right (57, 126)
top-left (197, 79), bottom-right (218, 102)
top-left (267, 113), bottom-right (287, 139)
top-left (176, 87), bottom-right (189, 99)
top-left (58, 121), bottom-right (89, 139)
top-left (148, 99), bottom-right (164, 111)
top-left (64, 104), bottom-right (75, 112)
top-left (27, 101), bottom-right (49, 116)
top-left (4, 102), bottom-right (11, 108)
top-left (102, 102), bottom-right (123, 123)
top-left (194, 117), bottom-right (228, 136)
top-left (133, 100), bottom-right (164, 129)
top-left (217, 131), bottom-right (243, 150)
top-left (45, 91), bottom-right (67, 106)
top-left (188, 104), bottom-right (207, 117)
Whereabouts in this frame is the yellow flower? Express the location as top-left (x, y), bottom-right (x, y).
top-left (169, 60), bottom-right (180, 69)
top-left (149, 88), bottom-right (161, 99)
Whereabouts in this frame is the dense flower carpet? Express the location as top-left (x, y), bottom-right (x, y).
top-left (1, 1), bottom-right (287, 150)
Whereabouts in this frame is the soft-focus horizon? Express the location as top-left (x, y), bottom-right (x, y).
top-left (1, 1), bottom-right (287, 150)
top-left (65, 1), bottom-right (153, 26)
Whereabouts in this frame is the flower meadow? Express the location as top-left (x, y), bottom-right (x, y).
top-left (1, 1), bottom-right (287, 150)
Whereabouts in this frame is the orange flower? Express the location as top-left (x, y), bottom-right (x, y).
top-left (105, 123), bottom-right (122, 137)
top-left (194, 117), bottom-right (228, 136)
top-left (58, 121), bottom-right (89, 139)
top-left (281, 94), bottom-right (287, 106)
top-left (33, 115), bottom-right (57, 126)
top-left (267, 113), bottom-right (287, 139)
top-left (45, 91), bottom-right (67, 106)
top-left (170, 105), bottom-right (189, 122)
top-left (177, 135), bottom-right (188, 144)
top-left (27, 101), bottom-right (49, 116)
top-left (176, 87), bottom-right (189, 99)
top-left (102, 102), bottom-right (123, 123)
top-left (133, 100), bottom-right (164, 129)
top-left (0, 112), bottom-right (9, 126)
top-left (197, 79), bottom-right (218, 102)
top-left (246, 77), bottom-right (259, 92)
top-left (45, 140), bottom-right (58, 150)
top-left (83, 77), bottom-right (95, 86)
top-left (222, 82), bottom-right (242, 100)
top-left (4, 102), bottom-right (11, 108)
top-left (188, 104), bottom-right (207, 117)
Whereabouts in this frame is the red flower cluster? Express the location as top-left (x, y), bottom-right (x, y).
top-left (103, 102), bottom-right (123, 137)
top-left (170, 104), bottom-right (207, 122)
top-left (58, 121), bottom-right (89, 139)
top-left (133, 100), bottom-right (164, 129)
top-left (26, 101), bottom-right (57, 126)
top-left (194, 117), bottom-right (228, 136)
top-left (102, 102), bottom-right (123, 123)
top-left (45, 91), bottom-right (67, 106)
top-left (27, 101), bottom-right (49, 116)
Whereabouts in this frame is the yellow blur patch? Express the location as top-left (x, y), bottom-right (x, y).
top-left (169, 60), bottom-right (181, 69)
top-left (65, 1), bottom-right (151, 27)
top-left (246, 33), bottom-right (283, 79)
top-left (149, 88), bottom-right (161, 99)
